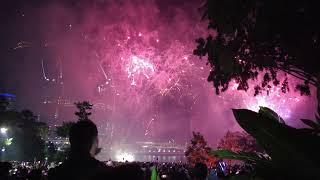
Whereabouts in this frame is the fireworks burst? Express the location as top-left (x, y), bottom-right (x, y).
top-left (11, 0), bottom-right (314, 144)
top-left (126, 56), bottom-right (155, 86)
top-left (219, 78), bottom-right (306, 119)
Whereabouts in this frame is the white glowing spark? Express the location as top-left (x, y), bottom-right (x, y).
top-left (41, 60), bottom-right (50, 81)
top-left (131, 79), bottom-right (137, 86)
top-left (231, 81), bottom-right (239, 90)
top-left (126, 56), bottom-right (155, 86)
top-left (0, 127), bottom-right (8, 134)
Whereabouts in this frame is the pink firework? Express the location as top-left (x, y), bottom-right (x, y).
top-left (25, 0), bottom-right (315, 144)
top-left (125, 56), bottom-right (155, 86)
top-left (218, 77), bottom-right (314, 122)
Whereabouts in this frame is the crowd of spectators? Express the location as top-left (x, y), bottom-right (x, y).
top-left (1, 160), bottom-right (254, 180)
top-left (1, 120), bottom-right (254, 180)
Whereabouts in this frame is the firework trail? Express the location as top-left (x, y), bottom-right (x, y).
top-left (41, 60), bottom-right (50, 81)
top-left (13, 41), bottom-right (32, 50)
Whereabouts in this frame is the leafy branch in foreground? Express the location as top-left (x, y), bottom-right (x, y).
top-left (211, 150), bottom-right (271, 165)
top-left (195, 0), bottom-right (320, 95)
top-left (212, 107), bottom-right (320, 179)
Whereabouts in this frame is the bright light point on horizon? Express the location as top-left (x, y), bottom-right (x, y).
top-left (116, 152), bottom-right (135, 162)
top-left (138, 33), bottom-right (142, 36)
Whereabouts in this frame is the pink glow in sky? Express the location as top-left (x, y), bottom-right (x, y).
top-left (2, 0), bottom-right (316, 146)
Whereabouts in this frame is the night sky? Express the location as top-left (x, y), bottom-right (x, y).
top-left (0, 0), bottom-right (316, 146)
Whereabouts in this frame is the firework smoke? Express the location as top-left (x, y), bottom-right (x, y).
top-left (0, 0), bottom-right (316, 146)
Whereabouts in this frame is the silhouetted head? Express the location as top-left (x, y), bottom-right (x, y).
top-left (193, 162), bottom-right (208, 180)
top-left (69, 120), bottom-right (98, 156)
top-left (115, 164), bottom-right (144, 180)
top-left (0, 162), bottom-right (12, 178)
top-left (27, 169), bottom-right (43, 180)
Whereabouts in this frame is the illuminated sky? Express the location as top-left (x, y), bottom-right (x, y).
top-left (0, 0), bottom-right (316, 146)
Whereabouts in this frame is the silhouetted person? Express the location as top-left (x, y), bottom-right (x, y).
top-left (114, 163), bottom-right (144, 180)
top-left (193, 163), bottom-right (208, 180)
top-left (27, 169), bottom-right (43, 180)
top-left (0, 162), bottom-right (12, 180)
top-left (48, 120), bottom-right (110, 180)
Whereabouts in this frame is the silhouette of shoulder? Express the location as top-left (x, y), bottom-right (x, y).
top-left (48, 157), bottom-right (109, 180)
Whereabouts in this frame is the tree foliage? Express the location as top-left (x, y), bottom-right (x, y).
top-left (218, 131), bottom-right (263, 153)
top-left (211, 149), bottom-right (270, 165)
top-left (195, 0), bottom-right (320, 96)
top-left (213, 107), bottom-right (320, 179)
top-left (44, 141), bottom-right (57, 162)
top-left (74, 101), bottom-right (93, 121)
top-left (0, 104), bottom-right (48, 161)
top-left (185, 132), bottom-right (217, 167)
top-left (37, 122), bottom-right (50, 139)
top-left (56, 121), bottom-right (75, 138)
top-left (0, 96), bottom-right (9, 111)
top-left (55, 101), bottom-right (93, 137)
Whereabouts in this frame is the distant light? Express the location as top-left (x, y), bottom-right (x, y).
top-left (4, 138), bottom-right (13, 146)
top-left (138, 33), bottom-right (142, 37)
top-left (156, 39), bottom-right (159, 43)
top-left (116, 152), bottom-right (134, 162)
top-left (0, 127), bottom-right (8, 134)
top-left (0, 93), bottom-right (16, 98)
top-left (1, 148), bottom-right (5, 152)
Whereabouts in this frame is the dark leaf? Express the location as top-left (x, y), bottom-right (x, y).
top-left (211, 149), bottom-right (271, 164)
top-left (232, 108), bottom-right (320, 178)
top-left (300, 119), bottom-right (320, 131)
